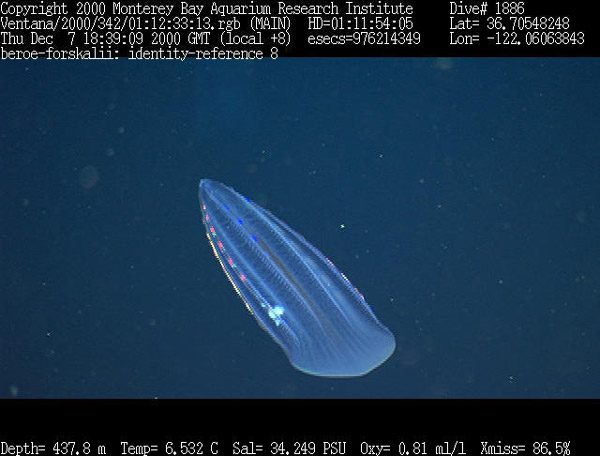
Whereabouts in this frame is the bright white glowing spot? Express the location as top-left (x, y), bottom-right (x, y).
top-left (269, 305), bottom-right (285, 326)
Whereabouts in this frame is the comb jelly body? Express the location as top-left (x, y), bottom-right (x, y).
top-left (199, 179), bottom-right (395, 377)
